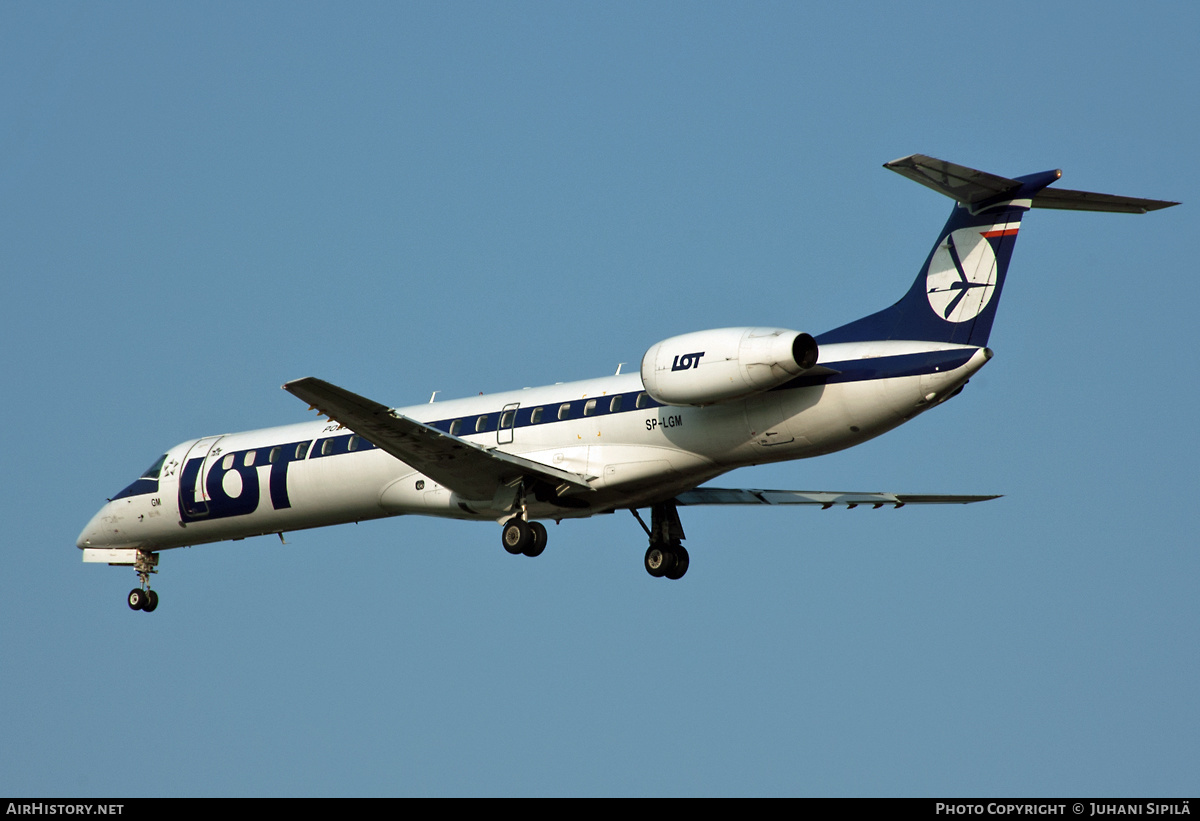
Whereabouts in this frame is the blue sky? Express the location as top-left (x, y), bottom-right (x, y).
top-left (2, 2), bottom-right (1197, 797)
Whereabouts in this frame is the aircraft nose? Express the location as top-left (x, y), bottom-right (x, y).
top-left (76, 504), bottom-right (111, 549)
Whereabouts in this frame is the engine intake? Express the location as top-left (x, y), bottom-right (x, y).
top-left (640, 327), bottom-right (818, 406)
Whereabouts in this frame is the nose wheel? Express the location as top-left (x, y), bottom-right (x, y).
top-left (127, 587), bottom-right (159, 612)
top-left (126, 550), bottom-right (160, 613)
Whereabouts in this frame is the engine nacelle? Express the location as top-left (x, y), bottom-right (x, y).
top-left (640, 327), bottom-right (818, 406)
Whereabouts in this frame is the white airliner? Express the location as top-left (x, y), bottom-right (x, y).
top-left (77, 155), bottom-right (1177, 611)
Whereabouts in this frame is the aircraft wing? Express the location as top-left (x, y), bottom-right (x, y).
top-left (675, 487), bottom-right (1000, 509)
top-left (283, 377), bottom-right (593, 502)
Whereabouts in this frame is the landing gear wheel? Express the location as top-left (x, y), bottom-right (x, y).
top-left (665, 545), bottom-right (689, 580)
top-left (502, 518), bottom-right (532, 555)
top-left (142, 589), bottom-right (159, 612)
top-left (524, 521), bottom-right (548, 557)
top-left (633, 502), bottom-right (690, 581)
top-left (128, 588), bottom-right (147, 611)
top-left (644, 545), bottom-right (675, 578)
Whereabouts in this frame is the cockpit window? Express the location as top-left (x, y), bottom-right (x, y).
top-left (140, 454), bottom-right (168, 480)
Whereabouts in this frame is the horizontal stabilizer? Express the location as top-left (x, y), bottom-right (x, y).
top-left (884, 154), bottom-right (1028, 206)
top-left (886, 154), bottom-right (1178, 213)
top-left (1027, 186), bottom-right (1178, 214)
top-left (675, 487), bottom-right (1000, 509)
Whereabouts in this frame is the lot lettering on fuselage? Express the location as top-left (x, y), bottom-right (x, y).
top-left (179, 441), bottom-right (308, 523)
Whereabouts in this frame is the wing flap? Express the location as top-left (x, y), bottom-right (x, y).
top-left (283, 377), bottom-right (592, 502)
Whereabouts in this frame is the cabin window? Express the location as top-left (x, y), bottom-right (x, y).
top-left (449, 419), bottom-right (462, 436)
top-left (269, 447), bottom-right (280, 464)
top-left (531, 407), bottom-right (543, 424)
top-left (295, 442), bottom-right (309, 460)
top-left (321, 439), bottom-right (334, 456)
top-left (636, 392), bottom-right (651, 409)
top-left (609, 395), bottom-right (622, 413)
top-left (500, 409), bottom-right (515, 429)
top-left (348, 435), bottom-right (359, 451)
top-left (243, 451), bottom-right (255, 467)
top-left (222, 454), bottom-right (234, 470)
top-left (475, 415), bottom-right (488, 433)
top-left (558, 403), bottom-right (571, 420)
top-left (584, 399), bottom-right (597, 416)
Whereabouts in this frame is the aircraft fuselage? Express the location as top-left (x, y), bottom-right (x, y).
top-left (77, 340), bottom-right (989, 553)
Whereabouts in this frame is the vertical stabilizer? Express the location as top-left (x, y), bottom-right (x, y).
top-left (817, 154), bottom-right (1177, 347)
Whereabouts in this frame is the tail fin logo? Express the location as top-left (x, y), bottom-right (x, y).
top-left (925, 224), bottom-right (1016, 323)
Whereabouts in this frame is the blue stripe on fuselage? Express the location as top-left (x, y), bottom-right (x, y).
top-left (424, 390), bottom-right (660, 435)
top-left (774, 348), bottom-right (976, 391)
top-left (417, 348), bottom-right (976, 431)
top-left (308, 432), bottom-right (379, 459)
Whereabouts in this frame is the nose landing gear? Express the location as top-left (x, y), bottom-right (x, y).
top-left (126, 550), bottom-right (160, 612)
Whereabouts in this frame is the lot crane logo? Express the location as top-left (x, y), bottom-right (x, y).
top-left (925, 225), bottom-right (1014, 323)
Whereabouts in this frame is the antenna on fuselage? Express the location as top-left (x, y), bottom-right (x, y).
top-left (615, 363), bottom-right (626, 375)
top-left (429, 391), bottom-right (439, 403)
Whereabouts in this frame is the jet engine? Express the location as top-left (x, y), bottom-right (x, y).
top-left (640, 327), bottom-right (818, 406)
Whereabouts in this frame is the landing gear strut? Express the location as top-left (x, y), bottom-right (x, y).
top-left (127, 550), bottom-right (160, 612)
top-left (632, 500), bottom-right (689, 580)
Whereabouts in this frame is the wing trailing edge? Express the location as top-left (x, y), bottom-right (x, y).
top-left (675, 487), bottom-right (1000, 509)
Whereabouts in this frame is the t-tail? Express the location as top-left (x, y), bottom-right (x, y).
top-left (817, 154), bottom-right (1178, 347)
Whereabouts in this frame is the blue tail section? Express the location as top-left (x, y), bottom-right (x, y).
top-left (817, 156), bottom-right (1064, 347)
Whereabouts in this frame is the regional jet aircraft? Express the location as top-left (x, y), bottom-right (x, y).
top-left (77, 155), bottom-right (1177, 611)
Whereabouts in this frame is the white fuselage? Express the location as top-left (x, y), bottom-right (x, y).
top-left (76, 341), bottom-right (989, 552)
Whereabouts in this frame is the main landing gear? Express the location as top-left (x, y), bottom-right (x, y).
top-left (501, 517), bottom-right (548, 557)
top-left (499, 480), bottom-right (548, 558)
top-left (126, 550), bottom-right (160, 613)
top-left (632, 500), bottom-right (690, 580)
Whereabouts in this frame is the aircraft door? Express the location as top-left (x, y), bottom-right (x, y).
top-left (498, 403), bottom-right (519, 446)
top-left (178, 436), bottom-right (224, 519)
